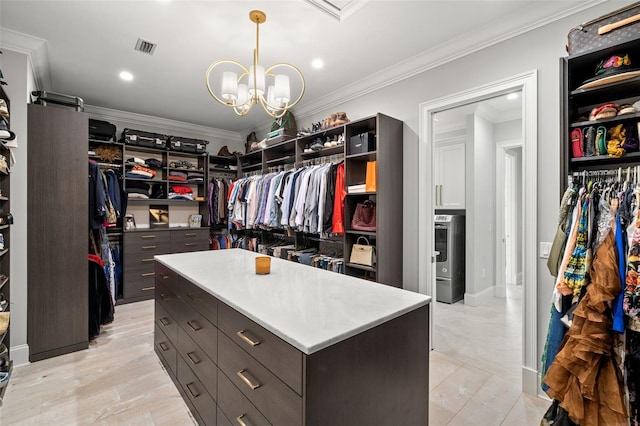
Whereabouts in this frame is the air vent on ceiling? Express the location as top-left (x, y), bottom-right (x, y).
top-left (134, 38), bottom-right (157, 55)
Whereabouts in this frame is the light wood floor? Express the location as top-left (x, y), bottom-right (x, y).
top-left (0, 297), bottom-right (550, 425)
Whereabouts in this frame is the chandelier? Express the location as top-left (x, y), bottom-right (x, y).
top-left (205, 10), bottom-right (305, 119)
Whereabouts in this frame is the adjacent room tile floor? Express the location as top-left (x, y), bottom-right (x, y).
top-left (431, 284), bottom-right (551, 425)
top-left (1, 293), bottom-right (550, 425)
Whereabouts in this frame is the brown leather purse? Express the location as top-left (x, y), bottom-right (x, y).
top-left (351, 200), bottom-right (376, 231)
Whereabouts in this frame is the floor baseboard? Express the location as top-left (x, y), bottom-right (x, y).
top-left (464, 286), bottom-right (495, 306)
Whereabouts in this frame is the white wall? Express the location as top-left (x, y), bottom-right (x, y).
top-left (0, 49), bottom-right (32, 365)
top-left (466, 113), bottom-right (495, 303)
top-left (511, 146), bottom-right (524, 281)
top-left (495, 119), bottom-right (522, 143)
top-left (497, 120), bottom-right (524, 281)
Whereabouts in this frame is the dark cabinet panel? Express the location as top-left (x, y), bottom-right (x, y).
top-left (218, 302), bottom-right (302, 395)
top-left (177, 326), bottom-right (217, 399)
top-left (180, 277), bottom-right (218, 327)
top-left (218, 331), bottom-right (302, 426)
top-left (121, 228), bottom-right (209, 304)
top-left (27, 104), bottom-right (88, 361)
top-left (154, 324), bottom-right (177, 375)
top-left (217, 369), bottom-right (271, 426)
top-left (176, 354), bottom-right (217, 426)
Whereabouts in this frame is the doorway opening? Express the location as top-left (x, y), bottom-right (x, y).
top-left (418, 70), bottom-right (538, 395)
top-left (430, 94), bottom-right (524, 386)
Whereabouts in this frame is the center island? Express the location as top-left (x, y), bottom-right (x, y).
top-left (154, 248), bottom-right (431, 426)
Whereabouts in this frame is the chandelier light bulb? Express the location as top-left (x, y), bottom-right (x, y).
top-left (248, 64), bottom-right (266, 98)
top-left (221, 71), bottom-right (238, 102)
top-left (274, 74), bottom-right (290, 104)
top-left (236, 84), bottom-right (250, 110)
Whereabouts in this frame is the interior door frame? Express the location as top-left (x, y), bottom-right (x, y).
top-left (495, 140), bottom-right (523, 298)
top-left (418, 70), bottom-right (538, 395)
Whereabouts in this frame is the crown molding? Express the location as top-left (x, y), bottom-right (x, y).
top-left (303, 0), bottom-right (369, 21)
top-left (293, 0), bottom-right (606, 122)
top-left (84, 104), bottom-right (243, 146)
top-left (0, 28), bottom-right (52, 90)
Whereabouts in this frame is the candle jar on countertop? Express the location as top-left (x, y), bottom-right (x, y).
top-left (255, 256), bottom-right (271, 275)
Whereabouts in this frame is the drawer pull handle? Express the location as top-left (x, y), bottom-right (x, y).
top-left (186, 351), bottom-right (201, 365)
top-left (142, 286), bottom-right (155, 291)
top-left (141, 258), bottom-right (154, 263)
top-left (141, 235), bottom-right (156, 239)
top-left (184, 243), bottom-right (197, 247)
top-left (159, 317), bottom-right (170, 326)
top-left (187, 320), bottom-right (202, 331)
top-left (236, 369), bottom-right (260, 390)
top-left (141, 272), bottom-right (155, 277)
top-left (161, 273), bottom-right (170, 280)
top-left (142, 245), bottom-right (157, 250)
top-left (185, 382), bottom-right (200, 399)
top-left (187, 292), bottom-right (197, 301)
top-left (159, 342), bottom-right (169, 352)
top-left (185, 233), bottom-right (197, 237)
top-left (237, 330), bottom-right (260, 347)
top-left (236, 414), bottom-right (247, 426)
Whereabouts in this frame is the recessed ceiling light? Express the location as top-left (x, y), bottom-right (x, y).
top-left (311, 58), bottom-right (324, 69)
top-left (507, 92), bottom-right (519, 100)
top-left (119, 71), bottom-right (134, 81)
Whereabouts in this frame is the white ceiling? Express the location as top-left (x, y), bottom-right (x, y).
top-left (0, 1), bottom-right (603, 134)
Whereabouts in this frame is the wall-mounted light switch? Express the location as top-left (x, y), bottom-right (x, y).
top-left (539, 242), bottom-right (552, 259)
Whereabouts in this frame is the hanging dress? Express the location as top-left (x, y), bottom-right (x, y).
top-left (543, 230), bottom-right (628, 426)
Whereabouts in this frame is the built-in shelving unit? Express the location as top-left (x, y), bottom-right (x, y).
top-left (0, 86), bottom-right (10, 403)
top-left (232, 113), bottom-right (404, 287)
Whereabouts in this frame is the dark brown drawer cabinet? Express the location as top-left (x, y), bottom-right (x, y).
top-left (177, 355), bottom-right (217, 426)
top-left (180, 277), bottom-right (217, 326)
top-left (154, 261), bottom-right (430, 426)
top-left (155, 300), bottom-right (178, 344)
top-left (218, 302), bottom-right (302, 395)
top-left (124, 231), bottom-right (170, 300)
top-left (176, 302), bottom-right (218, 358)
top-left (177, 326), bottom-right (217, 399)
top-left (154, 324), bottom-right (177, 376)
top-left (171, 228), bottom-right (210, 253)
top-left (218, 331), bottom-right (302, 426)
top-left (217, 369), bottom-right (271, 426)
top-left (122, 228), bottom-right (209, 304)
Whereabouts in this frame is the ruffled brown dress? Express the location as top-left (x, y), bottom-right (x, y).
top-left (543, 231), bottom-right (627, 425)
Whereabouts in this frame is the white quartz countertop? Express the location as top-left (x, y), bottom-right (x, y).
top-left (155, 249), bottom-right (430, 354)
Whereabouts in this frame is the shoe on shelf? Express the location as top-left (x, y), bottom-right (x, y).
top-left (310, 138), bottom-right (324, 151)
top-left (0, 344), bottom-right (7, 371)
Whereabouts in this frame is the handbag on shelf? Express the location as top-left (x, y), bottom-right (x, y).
top-left (349, 236), bottom-right (376, 267)
top-left (351, 200), bottom-right (376, 231)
